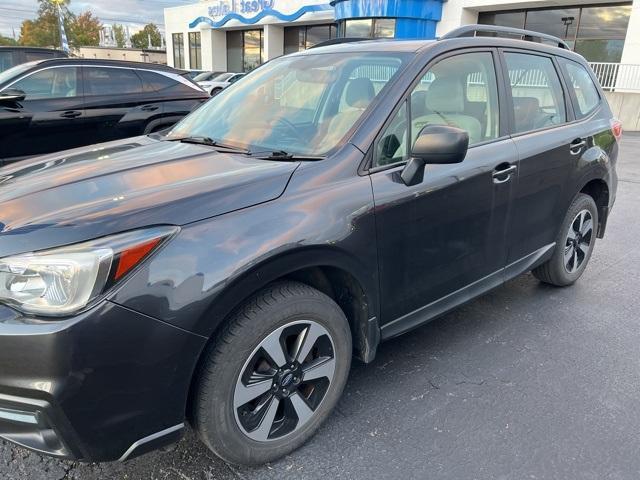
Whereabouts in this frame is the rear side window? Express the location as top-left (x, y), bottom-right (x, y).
top-left (137, 70), bottom-right (197, 95)
top-left (24, 51), bottom-right (55, 63)
top-left (561, 60), bottom-right (600, 118)
top-left (85, 67), bottom-right (144, 96)
top-left (504, 52), bottom-right (566, 134)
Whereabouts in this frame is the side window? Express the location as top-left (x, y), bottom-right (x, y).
top-left (561, 60), bottom-right (600, 118)
top-left (376, 101), bottom-right (408, 166)
top-left (410, 51), bottom-right (499, 147)
top-left (85, 67), bottom-right (144, 96)
top-left (12, 67), bottom-right (80, 100)
top-left (504, 53), bottom-right (566, 134)
top-left (138, 70), bottom-right (195, 95)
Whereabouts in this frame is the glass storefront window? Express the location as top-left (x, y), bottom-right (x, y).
top-left (578, 5), bottom-right (632, 39)
top-left (478, 11), bottom-right (525, 29)
top-left (172, 33), bottom-right (184, 69)
top-left (525, 8), bottom-right (579, 41)
top-left (227, 31), bottom-right (243, 73)
top-left (478, 4), bottom-right (632, 63)
top-left (374, 19), bottom-right (396, 38)
top-left (243, 30), bottom-right (262, 72)
top-left (188, 32), bottom-right (201, 70)
top-left (345, 19), bottom-right (372, 38)
top-left (284, 24), bottom-right (338, 54)
top-left (342, 19), bottom-right (396, 39)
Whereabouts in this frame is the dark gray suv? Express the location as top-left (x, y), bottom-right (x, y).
top-left (0, 26), bottom-right (619, 466)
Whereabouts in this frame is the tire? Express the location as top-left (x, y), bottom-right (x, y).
top-left (532, 193), bottom-right (598, 286)
top-left (193, 281), bottom-right (352, 466)
top-left (210, 87), bottom-right (222, 96)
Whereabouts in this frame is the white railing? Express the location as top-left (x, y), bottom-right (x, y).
top-left (589, 62), bottom-right (640, 92)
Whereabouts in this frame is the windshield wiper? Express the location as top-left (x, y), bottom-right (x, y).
top-left (250, 150), bottom-right (325, 161)
top-left (168, 136), bottom-right (250, 154)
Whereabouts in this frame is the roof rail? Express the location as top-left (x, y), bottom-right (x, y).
top-left (441, 24), bottom-right (570, 50)
top-left (309, 37), bottom-right (374, 49)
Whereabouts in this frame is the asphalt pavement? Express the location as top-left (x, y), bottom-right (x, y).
top-left (2, 135), bottom-right (640, 480)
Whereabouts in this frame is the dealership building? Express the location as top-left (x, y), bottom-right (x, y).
top-left (164, 0), bottom-right (639, 73)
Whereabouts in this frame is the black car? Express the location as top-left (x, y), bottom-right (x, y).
top-left (0, 58), bottom-right (209, 164)
top-left (0, 26), bottom-right (619, 466)
top-left (0, 46), bottom-right (68, 73)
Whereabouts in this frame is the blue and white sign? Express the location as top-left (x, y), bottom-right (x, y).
top-left (191, 0), bottom-right (332, 29)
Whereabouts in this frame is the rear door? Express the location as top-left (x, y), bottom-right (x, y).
top-left (82, 66), bottom-right (158, 143)
top-left (0, 65), bottom-right (85, 162)
top-left (137, 69), bottom-right (207, 122)
top-left (500, 49), bottom-right (583, 267)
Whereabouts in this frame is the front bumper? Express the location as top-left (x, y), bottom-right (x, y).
top-left (0, 301), bottom-right (206, 461)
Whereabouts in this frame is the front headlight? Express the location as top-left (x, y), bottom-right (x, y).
top-left (0, 226), bottom-right (177, 316)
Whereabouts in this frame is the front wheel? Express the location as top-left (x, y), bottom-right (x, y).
top-left (532, 193), bottom-right (598, 286)
top-left (193, 281), bottom-right (352, 465)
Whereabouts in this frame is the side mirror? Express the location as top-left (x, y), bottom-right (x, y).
top-left (401, 125), bottom-right (469, 186)
top-left (0, 88), bottom-right (26, 103)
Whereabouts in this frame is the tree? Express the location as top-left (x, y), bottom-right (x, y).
top-left (0, 34), bottom-right (18, 46)
top-left (68, 11), bottom-right (101, 46)
top-left (113, 24), bottom-right (127, 48)
top-left (18, 0), bottom-right (102, 48)
top-left (130, 23), bottom-right (161, 49)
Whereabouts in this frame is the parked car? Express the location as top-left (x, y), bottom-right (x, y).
top-left (0, 46), bottom-right (68, 73)
top-left (0, 25), bottom-right (620, 466)
top-left (0, 58), bottom-right (209, 164)
top-left (192, 70), bottom-right (225, 82)
top-left (197, 72), bottom-right (245, 95)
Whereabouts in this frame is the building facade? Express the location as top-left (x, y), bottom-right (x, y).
top-left (165, 0), bottom-right (640, 72)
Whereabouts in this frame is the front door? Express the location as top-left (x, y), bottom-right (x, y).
top-left (370, 50), bottom-right (517, 331)
top-left (0, 66), bottom-right (85, 162)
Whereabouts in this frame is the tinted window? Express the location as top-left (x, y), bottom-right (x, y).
top-left (173, 33), bottom-right (185, 69)
top-left (410, 52), bottom-right (499, 147)
top-left (0, 51), bottom-right (15, 72)
top-left (12, 67), bottom-right (80, 100)
top-left (85, 67), bottom-right (143, 96)
top-left (24, 51), bottom-right (56, 63)
top-left (562, 60), bottom-right (600, 118)
top-left (137, 70), bottom-right (196, 95)
top-left (189, 32), bottom-right (202, 70)
top-left (504, 53), bottom-right (566, 134)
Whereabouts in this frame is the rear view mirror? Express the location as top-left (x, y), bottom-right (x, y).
top-left (0, 88), bottom-right (26, 102)
top-left (401, 125), bottom-right (469, 186)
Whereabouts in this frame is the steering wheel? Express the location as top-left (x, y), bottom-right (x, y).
top-left (271, 117), bottom-right (306, 143)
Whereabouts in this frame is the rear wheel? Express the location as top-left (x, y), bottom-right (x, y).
top-left (193, 281), bottom-right (352, 465)
top-left (210, 87), bottom-right (223, 96)
top-left (532, 193), bottom-right (598, 286)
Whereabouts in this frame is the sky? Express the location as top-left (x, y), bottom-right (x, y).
top-left (0, 0), bottom-right (195, 38)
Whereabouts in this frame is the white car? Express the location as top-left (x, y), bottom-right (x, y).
top-left (197, 72), bottom-right (245, 95)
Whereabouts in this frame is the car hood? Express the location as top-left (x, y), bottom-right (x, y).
top-left (0, 136), bottom-right (299, 257)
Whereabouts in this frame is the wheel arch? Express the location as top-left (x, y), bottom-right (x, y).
top-left (201, 246), bottom-right (380, 364)
top-left (579, 177), bottom-right (610, 238)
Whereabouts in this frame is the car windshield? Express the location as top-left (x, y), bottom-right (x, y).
top-left (167, 52), bottom-right (409, 156)
top-left (0, 60), bottom-right (39, 86)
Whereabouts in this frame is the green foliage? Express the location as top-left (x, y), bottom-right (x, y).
top-left (130, 23), bottom-right (162, 49)
top-left (18, 0), bottom-right (102, 48)
top-left (112, 24), bottom-right (127, 48)
top-left (0, 34), bottom-right (18, 46)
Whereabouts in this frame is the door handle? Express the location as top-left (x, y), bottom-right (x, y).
top-left (492, 164), bottom-right (517, 184)
top-left (141, 104), bottom-right (159, 111)
top-left (570, 138), bottom-right (586, 155)
top-left (60, 110), bottom-right (81, 118)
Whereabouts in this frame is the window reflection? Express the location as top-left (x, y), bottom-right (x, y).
top-left (478, 4), bottom-right (632, 63)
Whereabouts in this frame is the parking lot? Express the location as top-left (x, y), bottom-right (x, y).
top-left (1, 134), bottom-right (639, 480)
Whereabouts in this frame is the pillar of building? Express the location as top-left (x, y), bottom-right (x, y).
top-left (264, 24), bottom-right (284, 61)
top-left (621, 0), bottom-right (640, 64)
top-left (435, 0), bottom-right (478, 38)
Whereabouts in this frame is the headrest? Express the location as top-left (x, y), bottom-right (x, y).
top-left (425, 77), bottom-right (464, 113)
top-left (513, 96), bottom-right (540, 112)
top-left (411, 90), bottom-right (429, 118)
top-left (346, 77), bottom-right (375, 108)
